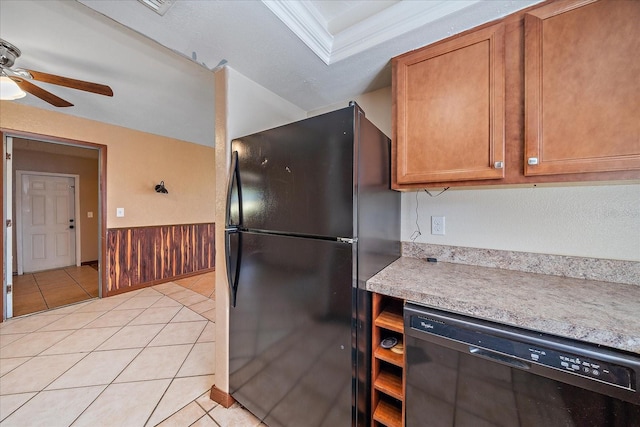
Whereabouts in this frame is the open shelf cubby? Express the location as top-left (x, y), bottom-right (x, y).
top-left (371, 293), bottom-right (405, 427)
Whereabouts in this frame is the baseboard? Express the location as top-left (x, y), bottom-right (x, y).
top-left (210, 385), bottom-right (235, 408)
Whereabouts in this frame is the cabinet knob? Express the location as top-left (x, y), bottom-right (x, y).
top-left (528, 157), bottom-right (539, 165)
top-left (494, 161), bottom-right (504, 169)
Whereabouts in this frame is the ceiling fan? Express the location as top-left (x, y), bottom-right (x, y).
top-left (0, 38), bottom-right (113, 107)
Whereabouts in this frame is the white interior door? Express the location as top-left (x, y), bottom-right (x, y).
top-left (20, 174), bottom-right (76, 273)
top-left (4, 136), bottom-right (13, 318)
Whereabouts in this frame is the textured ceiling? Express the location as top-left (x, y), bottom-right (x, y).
top-left (79, 0), bottom-right (542, 111)
top-left (0, 0), bottom-right (215, 146)
top-left (1, 0), bottom-right (543, 146)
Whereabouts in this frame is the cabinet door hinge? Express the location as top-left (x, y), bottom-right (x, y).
top-left (6, 219), bottom-right (12, 227)
top-left (6, 284), bottom-right (12, 293)
top-left (6, 152), bottom-right (11, 160)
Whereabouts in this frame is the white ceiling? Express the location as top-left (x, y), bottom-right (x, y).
top-left (80, 0), bottom-right (542, 109)
top-left (0, 0), bottom-right (216, 146)
top-left (1, 0), bottom-right (542, 147)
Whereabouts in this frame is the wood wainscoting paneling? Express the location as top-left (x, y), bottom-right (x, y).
top-left (106, 223), bottom-right (215, 294)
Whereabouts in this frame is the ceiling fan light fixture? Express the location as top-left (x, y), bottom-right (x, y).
top-left (0, 76), bottom-right (26, 100)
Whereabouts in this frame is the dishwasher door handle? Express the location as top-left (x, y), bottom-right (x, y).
top-left (469, 346), bottom-right (531, 370)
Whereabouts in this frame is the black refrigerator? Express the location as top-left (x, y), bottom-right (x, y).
top-left (225, 103), bottom-right (400, 426)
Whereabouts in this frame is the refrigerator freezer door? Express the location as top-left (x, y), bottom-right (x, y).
top-left (229, 231), bottom-right (354, 427)
top-left (226, 150), bottom-right (241, 229)
top-left (232, 108), bottom-right (355, 238)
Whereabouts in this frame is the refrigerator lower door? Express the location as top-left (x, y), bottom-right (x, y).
top-left (229, 231), bottom-right (355, 427)
top-left (225, 228), bottom-right (240, 307)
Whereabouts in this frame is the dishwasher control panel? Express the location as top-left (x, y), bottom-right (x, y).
top-left (517, 343), bottom-right (632, 390)
top-left (409, 313), bottom-right (635, 391)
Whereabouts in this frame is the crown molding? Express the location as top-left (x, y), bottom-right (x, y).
top-left (262, 0), bottom-right (333, 64)
top-left (262, 0), bottom-right (482, 65)
top-left (331, 0), bottom-right (480, 63)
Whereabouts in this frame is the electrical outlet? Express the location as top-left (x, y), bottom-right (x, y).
top-left (116, 208), bottom-right (125, 217)
top-left (431, 216), bottom-right (445, 235)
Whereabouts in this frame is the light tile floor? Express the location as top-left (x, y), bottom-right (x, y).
top-left (0, 279), bottom-right (263, 426)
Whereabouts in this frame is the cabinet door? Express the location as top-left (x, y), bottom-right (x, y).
top-left (524, 0), bottom-right (640, 176)
top-left (393, 23), bottom-right (505, 187)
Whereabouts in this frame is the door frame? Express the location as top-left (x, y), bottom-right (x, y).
top-left (15, 171), bottom-right (81, 275)
top-left (3, 136), bottom-right (13, 318)
top-left (1, 130), bottom-right (107, 321)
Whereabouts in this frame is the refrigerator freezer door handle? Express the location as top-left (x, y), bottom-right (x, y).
top-left (225, 229), bottom-right (241, 307)
top-left (225, 150), bottom-right (240, 228)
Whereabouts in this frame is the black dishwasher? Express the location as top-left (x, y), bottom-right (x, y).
top-left (404, 303), bottom-right (640, 426)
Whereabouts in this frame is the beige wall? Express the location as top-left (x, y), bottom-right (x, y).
top-left (12, 146), bottom-right (99, 266)
top-left (308, 86), bottom-right (393, 138)
top-left (1, 102), bottom-right (216, 228)
top-left (310, 87), bottom-right (640, 262)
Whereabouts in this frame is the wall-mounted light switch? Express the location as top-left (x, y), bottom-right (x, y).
top-left (116, 208), bottom-right (125, 217)
top-left (87, 211), bottom-right (93, 218)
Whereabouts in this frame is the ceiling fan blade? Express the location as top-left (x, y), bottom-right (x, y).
top-left (26, 69), bottom-right (113, 97)
top-left (10, 77), bottom-right (73, 107)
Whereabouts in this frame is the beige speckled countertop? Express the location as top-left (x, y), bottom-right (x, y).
top-left (366, 257), bottom-right (640, 354)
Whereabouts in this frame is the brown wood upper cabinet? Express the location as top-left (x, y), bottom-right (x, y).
top-left (524, 0), bottom-right (640, 176)
top-left (392, 23), bottom-right (506, 188)
top-left (392, 0), bottom-right (640, 189)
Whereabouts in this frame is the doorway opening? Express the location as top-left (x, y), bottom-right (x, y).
top-left (2, 133), bottom-right (106, 320)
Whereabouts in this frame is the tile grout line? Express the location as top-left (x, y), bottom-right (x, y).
top-left (66, 322), bottom-right (150, 427)
top-left (31, 271), bottom-right (51, 310)
top-left (140, 284), bottom-right (214, 427)
top-left (2, 282), bottom-right (218, 426)
top-left (142, 376), bottom-right (184, 427)
top-left (13, 265), bottom-right (103, 318)
top-left (63, 268), bottom-right (94, 299)
top-left (0, 348), bottom-right (96, 422)
top-left (3, 296), bottom-right (138, 413)
top-left (190, 412), bottom-right (222, 427)
top-left (59, 292), bottom-right (183, 427)
top-left (101, 288), bottom-right (206, 426)
top-left (0, 290), bottom-right (140, 418)
top-left (11, 266), bottom-right (100, 319)
top-left (132, 298), bottom-right (202, 426)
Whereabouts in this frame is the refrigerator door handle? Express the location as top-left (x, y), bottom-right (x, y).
top-left (225, 150), bottom-right (241, 228)
top-left (225, 228), bottom-right (241, 307)
top-left (337, 237), bottom-right (357, 244)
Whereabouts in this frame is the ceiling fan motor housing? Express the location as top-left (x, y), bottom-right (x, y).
top-left (0, 39), bottom-right (21, 68)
